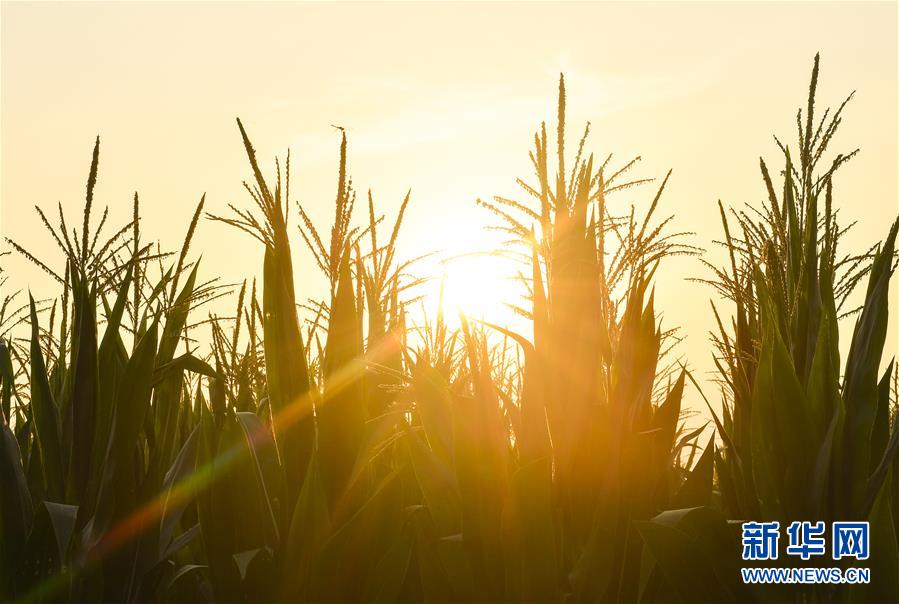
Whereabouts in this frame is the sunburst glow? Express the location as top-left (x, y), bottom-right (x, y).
top-left (419, 250), bottom-right (523, 332)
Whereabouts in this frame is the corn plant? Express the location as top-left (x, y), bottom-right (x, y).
top-left (0, 139), bottom-right (220, 601)
top-left (706, 54), bottom-right (899, 602)
top-left (533, 83), bottom-right (707, 604)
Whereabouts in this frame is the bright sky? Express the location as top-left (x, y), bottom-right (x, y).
top-left (2, 2), bottom-right (897, 414)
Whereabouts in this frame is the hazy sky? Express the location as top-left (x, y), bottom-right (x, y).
top-left (2, 2), bottom-right (897, 412)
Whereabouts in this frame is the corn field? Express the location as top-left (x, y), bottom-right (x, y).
top-left (1, 56), bottom-right (898, 603)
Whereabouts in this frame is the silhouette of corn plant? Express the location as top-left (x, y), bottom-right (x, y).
top-left (202, 121), bottom-right (424, 602)
top-left (706, 55), bottom-right (899, 602)
top-left (396, 76), bottom-right (712, 603)
top-left (0, 139), bottom-right (218, 601)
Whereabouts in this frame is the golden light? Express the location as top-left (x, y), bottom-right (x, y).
top-left (427, 251), bottom-right (523, 330)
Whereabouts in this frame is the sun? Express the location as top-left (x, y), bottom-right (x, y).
top-left (426, 251), bottom-right (523, 330)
